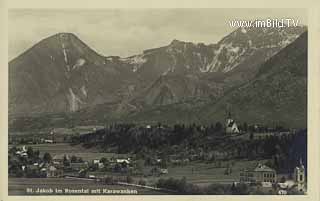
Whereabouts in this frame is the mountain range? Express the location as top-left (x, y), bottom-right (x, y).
top-left (9, 26), bottom-right (308, 130)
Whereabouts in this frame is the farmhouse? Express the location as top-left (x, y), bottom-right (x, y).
top-left (116, 158), bottom-right (131, 164)
top-left (44, 139), bottom-right (54, 143)
top-left (160, 168), bottom-right (169, 174)
top-left (92, 159), bottom-right (105, 169)
top-left (150, 167), bottom-right (169, 175)
top-left (46, 165), bottom-right (64, 178)
top-left (240, 163), bottom-right (277, 184)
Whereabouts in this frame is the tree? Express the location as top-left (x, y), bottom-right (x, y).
top-left (224, 168), bottom-right (230, 175)
top-left (135, 159), bottom-right (144, 174)
top-left (215, 122), bottom-right (223, 133)
top-left (43, 152), bottom-right (52, 163)
top-left (249, 133), bottom-right (254, 140)
top-left (79, 169), bottom-right (87, 178)
top-left (138, 179), bottom-right (146, 186)
top-left (71, 155), bottom-right (77, 163)
top-left (232, 183), bottom-right (249, 195)
top-left (104, 176), bottom-right (114, 184)
top-left (9, 146), bottom-right (17, 154)
top-left (63, 155), bottom-right (70, 166)
top-left (27, 147), bottom-right (34, 158)
top-left (243, 122), bottom-right (248, 132)
top-left (126, 175), bottom-right (134, 183)
top-left (15, 168), bottom-right (24, 177)
top-left (206, 184), bottom-right (227, 194)
top-left (34, 150), bottom-right (40, 159)
top-left (78, 157), bottom-right (84, 163)
top-left (100, 157), bottom-right (108, 165)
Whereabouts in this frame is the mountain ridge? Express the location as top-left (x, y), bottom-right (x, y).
top-left (9, 27), bottom-right (307, 130)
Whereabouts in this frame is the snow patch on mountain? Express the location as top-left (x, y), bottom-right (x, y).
top-left (230, 46), bottom-right (240, 53)
top-left (162, 68), bottom-right (171, 75)
top-left (81, 85), bottom-right (87, 97)
top-left (61, 43), bottom-right (68, 64)
top-left (120, 55), bottom-right (147, 72)
top-left (72, 58), bottom-right (86, 70)
top-left (68, 88), bottom-right (85, 112)
top-left (280, 34), bottom-right (300, 47)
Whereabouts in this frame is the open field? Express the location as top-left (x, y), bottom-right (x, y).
top-left (87, 159), bottom-right (268, 186)
top-left (8, 177), bottom-right (167, 195)
top-left (143, 159), bottom-right (268, 185)
top-left (9, 143), bottom-right (131, 161)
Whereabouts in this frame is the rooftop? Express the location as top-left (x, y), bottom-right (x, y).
top-left (243, 163), bottom-right (275, 172)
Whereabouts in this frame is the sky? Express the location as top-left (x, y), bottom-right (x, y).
top-left (8, 8), bottom-right (307, 60)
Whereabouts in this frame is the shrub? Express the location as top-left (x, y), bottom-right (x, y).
top-left (126, 175), bottom-right (134, 183)
top-left (138, 179), bottom-right (146, 186)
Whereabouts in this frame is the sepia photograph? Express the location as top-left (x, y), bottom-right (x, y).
top-left (7, 8), bottom-right (309, 196)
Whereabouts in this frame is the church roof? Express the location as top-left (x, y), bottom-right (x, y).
top-left (253, 163), bottom-right (275, 172)
top-left (227, 120), bottom-right (235, 127)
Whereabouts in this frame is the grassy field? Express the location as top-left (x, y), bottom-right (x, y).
top-left (135, 159), bottom-right (268, 186)
top-left (8, 177), bottom-right (166, 195)
top-left (9, 143), bottom-right (131, 161)
top-left (86, 159), bottom-right (267, 186)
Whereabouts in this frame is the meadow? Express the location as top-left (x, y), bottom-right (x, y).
top-left (127, 159), bottom-right (268, 186)
top-left (9, 143), bottom-right (131, 161)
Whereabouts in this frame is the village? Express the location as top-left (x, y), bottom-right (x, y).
top-left (8, 114), bottom-right (307, 195)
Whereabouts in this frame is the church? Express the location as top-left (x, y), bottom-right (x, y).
top-left (225, 112), bottom-right (240, 134)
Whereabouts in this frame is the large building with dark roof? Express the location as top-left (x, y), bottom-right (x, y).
top-left (240, 163), bottom-right (277, 184)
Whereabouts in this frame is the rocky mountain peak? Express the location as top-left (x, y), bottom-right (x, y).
top-left (9, 27), bottom-right (307, 116)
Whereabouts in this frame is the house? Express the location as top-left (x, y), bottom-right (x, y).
top-left (160, 168), bottom-right (168, 174)
top-left (44, 139), bottom-right (54, 144)
top-left (116, 158), bottom-right (131, 164)
top-left (93, 159), bottom-right (100, 164)
top-left (225, 112), bottom-right (240, 134)
top-left (277, 180), bottom-right (295, 191)
top-left (88, 175), bottom-right (96, 179)
top-left (92, 159), bottom-right (105, 169)
top-left (21, 153), bottom-right (28, 157)
top-left (46, 165), bottom-right (64, 178)
top-left (240, 163), bottom-right (277, 184)
top-left (150, 167), bottom-right (168, 175)
top-left (97, 163), bottom-right (104, 169)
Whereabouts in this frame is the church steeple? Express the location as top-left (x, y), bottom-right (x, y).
top-left (225, 111), bottom-right (240, 134)
top-left (227, 111), bottom-right (231, 119)
top-left (299, 157), bottom-right (305, 169)
top-left (294, 157), bottom-right (305, 192)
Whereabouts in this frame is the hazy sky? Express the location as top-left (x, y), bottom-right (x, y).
top-left (9, 9), bottom-right (307, 60)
